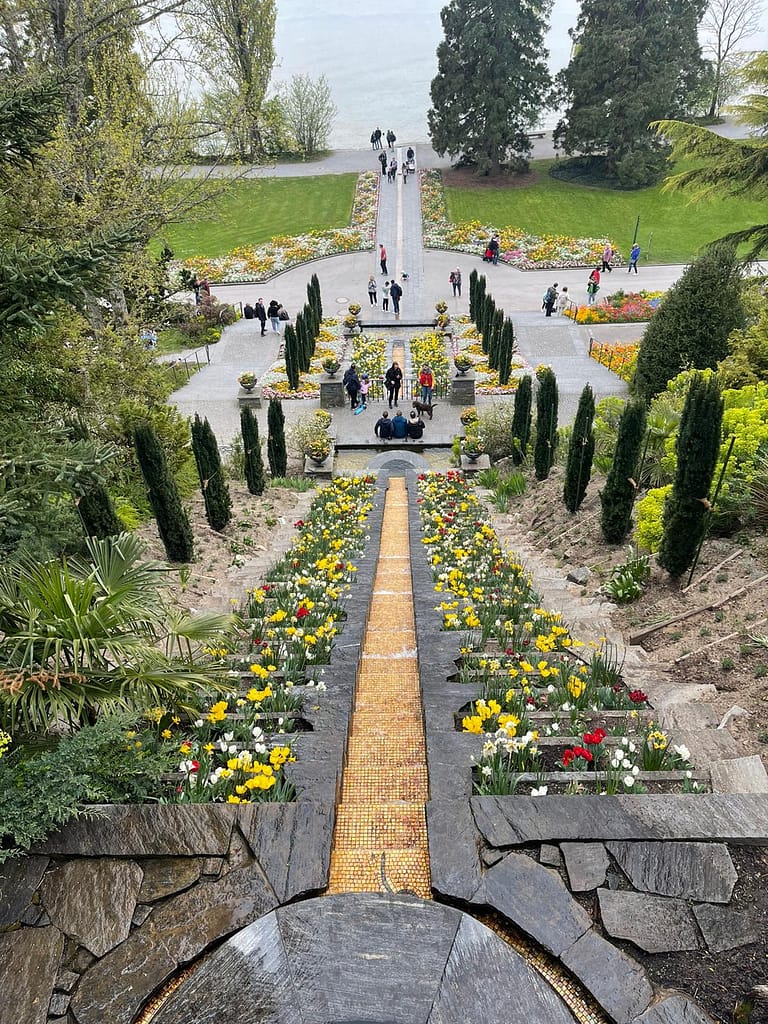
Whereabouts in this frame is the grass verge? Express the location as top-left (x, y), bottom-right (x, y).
top-left (444, 159), bottom-right (765, 264)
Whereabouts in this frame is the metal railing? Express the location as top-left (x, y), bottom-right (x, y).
top-left (164, 344), bottom-right (211, 384)
top-left (361, 377), bottom-right (449, 403)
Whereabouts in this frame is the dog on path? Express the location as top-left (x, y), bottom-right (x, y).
top-left (412, 399), bottom-right (436, 420)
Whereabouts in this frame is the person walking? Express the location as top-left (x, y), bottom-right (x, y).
top-left (267, 299), bottom-right (281, 333)
top-left (343, 364), bottom-right (361, 409)
top-left (359, 373), bottom-right (370, 409)
top-left (379, 244), bottom-right (388, 274)
top-left (389, 279), bottom-right (403, 317)
top-left (488, 235), bottom-right (500, 265)
top-left (391, 410), bottom-right (408, 439)
top-left (378, 150), bottom-right (387, 175)
top-left (374, 127), bottom-right (382, 149)
top-left (387, 157), bottom-right (397, 183)
top-left (382, 280), bottom-right (390, 312)
top-left (370, 130), bottom-right (377, 150)
top-left (449, 268), bottom-right (462, 297)
top-left (367, 275), bottom-right (378, 306)
top-left (543, 282), bottom-right (558, 317)
top-left (602, 243), bottom-right (613, 273)
top-left (419, 365), bottom-right (434, 404)
top-left (401, 160), bottom-right (408, 183)
top-left (243, 302), bottom-right (255, 319)
top-left (628, 243), bottom-right (640, 274)
top-left (199, 277), bottom-right (211, 300)
top-left (556, 286), bottom-right (570, 316)
top-left (385, 360), bottom-right (402, 408)
top-left (375, 411), bottom-right (393, 440)
top-left (386, 129), bottom-right (396, 148)
top-left (587, 267), bottom-right (601, 305)
top-left (254, 298), bottom-right (267, 336)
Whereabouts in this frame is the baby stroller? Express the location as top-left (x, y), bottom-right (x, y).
top-left (482, 247), bottom-right (494, 263)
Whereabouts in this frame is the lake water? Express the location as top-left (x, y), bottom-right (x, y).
top-left (273, 0), bottom-right (768, 149)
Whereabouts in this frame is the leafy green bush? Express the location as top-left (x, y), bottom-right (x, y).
top-left (0, 717), bottom-right (175, 862)
top-left (476, 402), bottom-right (516, 462)
top-left (634, 486), bottom-right (670, 552)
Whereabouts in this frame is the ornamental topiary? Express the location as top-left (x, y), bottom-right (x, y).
top-left (134, 423), bottom-right (194, 562)
top-left (190, 414), bottom-right (232, 531)
top-left (240, 405), bottom-right (266, 496)
top-left (267, 398), bottom-right (287, 478)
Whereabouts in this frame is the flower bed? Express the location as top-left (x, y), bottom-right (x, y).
top-left (410, 330), bottom-right (450, 382)
top-left (565, 290), bottom-right (663, 324)
top-left (352, 332), bottom-right (387, 380)
top-left (176, 172), bottom-right (379, 284)
top-left (259, 318), bottom-right (347, 400)
top-left (589, 340), bottom-right (639, 383)
top-left (450, 317), bottom-right (530, 394)
top-left (420, 170), bottom-right (620, 270)
top-left (417, 471), bottom-right (698, 796)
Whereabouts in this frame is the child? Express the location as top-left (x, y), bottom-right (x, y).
top-left (359, 374), bottom-right (370, 409)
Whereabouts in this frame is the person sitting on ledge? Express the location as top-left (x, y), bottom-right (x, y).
top-left (375, 411), bottom-right (393, 440)
top-left (406, 410), bottom-right (425, 441)
top-left (391, 410), bottom-right (408, 439)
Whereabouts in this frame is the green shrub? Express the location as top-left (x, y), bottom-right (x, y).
top-left (476, 402), bottom-right (516, 462)
top-left (114, 495), bottom-right (143, 530)
top-left (634, 486), bottom-right (671, 552)
top-left (190, 415), bottom-right (232, 531)
top-left (604, 548), bottom-right (651, 603)
top-left (563, 384), bottom-right (595, 513)
top-left (240, 407), bottom-right (266, 496)
top-left (134, 423), bottom-right (195, 562)
top-left (600, 399), bottom-right (647, 543)
top-left (267, 399), bottom-right (288, 478)
top-left (511, 375), bottom-right (532, 465)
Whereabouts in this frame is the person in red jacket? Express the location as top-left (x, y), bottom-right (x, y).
top-left (419, 365), bottom-right (434, 404)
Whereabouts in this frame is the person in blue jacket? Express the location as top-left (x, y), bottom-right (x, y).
top-left (391, 410), bottom-right (408, 439)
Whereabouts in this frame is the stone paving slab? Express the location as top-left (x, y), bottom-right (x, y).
top-left (606, 841), bottom-right (737, 903)
top-left (597, 889), bottom-right (701, 954)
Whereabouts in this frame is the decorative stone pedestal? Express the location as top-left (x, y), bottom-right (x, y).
top-left (320, 377), bottom-right (346, 409)
top-left (450, 372), bottom-right (475, 406)
top-left (304, 455), bottom-right (334, 480)
top-left (237, 391), bottom-right (261, 408)
top-left (460, 453), bottom-right (490, 474)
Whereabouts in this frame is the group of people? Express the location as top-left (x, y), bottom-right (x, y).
top-left (374, 409), bottom-right (425, 441)
top-left (370, 128), bottom-right (397, 149)
top-left (540, 240), bottom-right (641, 315)
top-left (482, 235), bottom-right (500, 265)
top-left (377, 145), bottom-right (415, 183)
top-left (192, 275), bottom-right (211, 304)
top-left (542, 282), bottom-right (571, 317)
top-left (449, 268), bottom-right (462, 297)
top-left (366, 276), bottom-right (403, 313)
top-left (243, 299), bottom-right (289, 334)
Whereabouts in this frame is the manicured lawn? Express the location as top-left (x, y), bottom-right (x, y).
top-left (157, 175), bottom-right (357, 258)
top-left (444, 160), bottom-right (765, 263)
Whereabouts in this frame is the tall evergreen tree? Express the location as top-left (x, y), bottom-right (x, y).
top-left (240, 406), bottom-right (266, 495)
top-left (481, 294), bottom-right (496, 356)
top-left (190, 414), bottom-right (232, 531)
top-left (511, 375), bottom-right (533, 464)
top-left (267, 398), bottom-right (287, 478)
top-left (555, 0), bottom-right (705, 187)
top-left (76, 482), bottom-right (122, 540)
top-left (469, 269), bottom-right (479, 322)
top-left (563, 384), bottom-right (596, 513)
top-left (310, 273), bottom-right (323, 321)
top-left (134, 424), bottom-right (194, 562)
top-left (534, 367), bottom-right (559, 481)
top-left (474, 274), bottom-right (487, 332)
top-left (428, 0), bottom-right (553, 176)
top-left (633, 242), bottom-right (745, 403)
top-left (600, 400), bottom-right (647, 543)
top-left (488, 307), bottom-right (504, 370)
top-left (657, 373), bottom-right (724, 577)
top-left (283, 324), bottom-right (300, 390)
top-left (497, 318), bottom-right (515, 385)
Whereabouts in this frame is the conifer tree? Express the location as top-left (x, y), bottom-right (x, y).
top-left (294, 311), bottom-right (308, 372)
top-left (191, 414), bottom-right (232, 531)
top-left (267, 398), bottom-right (287, 478)
top-left (469, 269), bottom-right (479, 322)
top-left (240, 406), bottom-right (266, 495)
top-left (657, 373), bottom-right (724, 577)
top-left (563, 384), bottom-right (596, 513)
top-left (489, 307), bottom-right (504, 370)
top-left (633, 243), bottom-right (744, 403)
top-left (600, 399), bottom-right (647, 543)
top-left (481, 294), bottom-right (495, 355)
top-left (555, 0), bottom-right (705, 187)
top-left (134, 423), bottom-right (194, 562)
top-left (76, 482), bottom-right (122, 539)
top-left (474, 274), bottom-right (487, 331)
top-left (429, 0), bottom-right (553, 175)
top-left (497, 318), bottom-right (515, 385)
top-left (310, 273), bottom-right (323, 321)
top-left (511, 374), bottom-right (533, 464)
top-left (283, 324), bottom-right (300, 390)
top-left (534, 367), bottom-right (559, 481)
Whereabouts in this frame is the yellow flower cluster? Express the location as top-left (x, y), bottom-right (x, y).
top-left (207, 700), bottom-right (228, 723)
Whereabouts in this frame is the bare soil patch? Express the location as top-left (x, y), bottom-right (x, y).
top-left (442, 166), bottom-right (540, 190)
top-left (497, 466), bottom-right (768, 763)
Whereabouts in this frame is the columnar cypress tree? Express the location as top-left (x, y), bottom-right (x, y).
top-left (600, 400), bottom-right (647, 543)
top-left (657, 373), bottom-right (724, 577)
top-left (489, 307), bottom-right (504, 370)
top-left (481, 294), bottom-right (495, 355)
top-left (469, 268), bottom-right (479, 322)
top-left (534, 367), bottom-right (559, 481)
top-left (305, 302), bottom-right (317, 361)
top-left (310, 273), bottom-right (323, 322)
top-left (77, 482), bottom-right (122, 539)
top-left (475, 275), bottom-right (487, 330)
top-left (497, 318), bottom-right (515, 385)
top-left (267, 398), bottom-right (287, 478)
top-left (511, 374), bottom-right (532, 464)
top-left (294, 311), bottom-right (308, 371)
top-left (283, 324), bottom-right (300, 390)
top-left (563, 384), bottom-right (596, 513)
top-left (190, 414), bottom-right (232, 531)
top-left (240, 406), bottom-right (266, 496)
top-left (134, 423), bottom-right (194, 562)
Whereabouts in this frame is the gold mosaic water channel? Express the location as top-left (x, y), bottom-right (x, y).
top-left (327, 477), bottom-right (432, 898)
